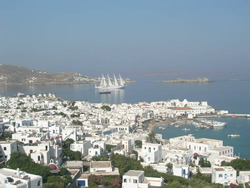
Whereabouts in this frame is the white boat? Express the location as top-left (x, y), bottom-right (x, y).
top-left (95, 74), bottom-right (125, 89)
top-left (182, 128), bottom-right (190, 131)
top-left (212, 121), bottom-right (226, 127)
top-left (228, 134), bottom-right (240, 138)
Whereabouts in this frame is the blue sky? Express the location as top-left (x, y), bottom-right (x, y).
top-left (0, 1), bottom-right (249, 76)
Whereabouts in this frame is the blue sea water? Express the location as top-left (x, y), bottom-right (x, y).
top-left (0, 75), bottom-right (250, 158)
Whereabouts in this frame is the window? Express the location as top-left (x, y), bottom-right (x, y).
top-left (219, 174), bottom-right (223, 178)
top-left (230, 174), bottom-right (233, 177)
top-left (133, 179), bottom-right (137, 183)
top-left (38, 156), bottom-right (40, 161)
top-left (37, 180), bottom-right (41, 186)
top-left (123, 179), bottom-right (127, 183)
top-left (4, 147), bottom-right (6, 151)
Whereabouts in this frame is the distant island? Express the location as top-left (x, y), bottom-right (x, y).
top-left (158, 77), bottom-right (212, 83)
top-left (0, 64), bottom-right (134, 85)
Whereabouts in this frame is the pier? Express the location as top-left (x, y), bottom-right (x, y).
top-left (196, 113), bottom-right (250, 118)
top-left (220, 114), bottom-right (250, 118)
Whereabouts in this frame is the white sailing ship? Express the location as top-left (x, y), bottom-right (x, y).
top-left (95, 74), bottom-right (125, 89)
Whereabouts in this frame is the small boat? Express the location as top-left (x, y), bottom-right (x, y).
top-left (228, 134), bottom-right (240, 138)
top-left (182, 128), bottom-right (190, 131)
top-left (99, 90), bottom-right (111, 94)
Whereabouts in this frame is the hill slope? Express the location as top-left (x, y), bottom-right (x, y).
top-left (0, 64), bottom-right (97, 85)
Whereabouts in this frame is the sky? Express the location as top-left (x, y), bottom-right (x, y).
top-left (0, 1), bottom-right (250, 76)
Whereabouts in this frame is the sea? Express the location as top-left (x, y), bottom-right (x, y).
top-left (1, 74), bottom-right (250, 158)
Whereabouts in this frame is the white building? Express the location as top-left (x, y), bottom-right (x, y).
top-left (121, 139), bottom-right (134, 153)
top-left (12, 131), bottom-right (49, 144)
top-left (173, 164), bottom-right (190, 179)
top-left (62, 128), bottom-right (77, 141)
top-left (122, 170), bottom-right (164, 188)
top-left (90, 161), bottom-right (113, 173)
top-left (70, 140), bottom-right (91, 157)
top-left (89, 146), bottom-right (103, 157)
top-left (18, 141), bottom-right (62, 166)
top-left (212, 166), bottom-right (237, 186)
top-left (170, 135), bottom-right (234, 165)
top-left (0, 140), bottom-right (18, 161)
top-left (139, 143), bottom-right (162, 164)
top-left (0, 168), bottom-right (42, 188)
top-left (237, 171), bottom-right (250, 184)
top-left (76, 174), bottom-right (89, 187)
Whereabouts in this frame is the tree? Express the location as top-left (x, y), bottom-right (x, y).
top-left (146, 131), bottom-right (156, 143)
top-left (222, 158), bottom-right (250, 173)
top-left (199, 158), bottom-right (211, 167)
top-left (59, 167), bottom-right (69, 176)
top-left (101, 105), bottom-right (111, 111)
top-left (8, 152), bottom-right (51, 183)
top-left (63, 175), bottom-right (73, 185)
top-left (46, 176), bottom-right (65, 188)
top-left (167, 163), bottom-right (173, 172)
top-left (135, 140), bottom-right (142, 148)
top-left (132, 150), bottom-right (138, 159)
top-left (92, 153), bottom-right (109, 161)
top-left (106, 144), bottom-right (116, 152)
top-left (63, 139), bottom-right (74, 149)
top-left (72, 120), bottom-right (82, 125)
top-left (63, 148), bottom-right (81, 160)
top-left (161, 181), bottom-right (183, 188)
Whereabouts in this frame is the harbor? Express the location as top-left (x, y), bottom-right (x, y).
top-left (154, 117), bottom-right (250, 158)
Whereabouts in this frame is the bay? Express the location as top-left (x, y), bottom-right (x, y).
top-left (1, 76), bottom-right (250, 158)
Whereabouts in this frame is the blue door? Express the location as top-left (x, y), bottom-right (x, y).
top-left (78, 180), bottom-right (85, 186)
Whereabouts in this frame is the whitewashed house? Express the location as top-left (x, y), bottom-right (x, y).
top-left (139, 143), bottom-right (162, 164)
top-left (89, 146), bottom-right (103, 157)
top-left (212, 166), bottom-right (237, 186)
top-left (0, 140), bottom-right (18, 161)
top-left (18, 141), bottom-right (62, 166)
top-left (122, 170), bottom-right (164, 188)
top-left (0, 168), bottom-right (42, 188)
top-left (12, 131), bottom-right (49, 144)
top-left (70, 140), bottom-right (91, 157)
top-left (237, 171), bottom-right (250, 184)
top-left (173, 164), bottom-right (190, 179)
top-left (90, 161), bottom-right (113, 173)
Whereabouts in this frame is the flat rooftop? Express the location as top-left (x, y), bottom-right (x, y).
top-left (91, 161), bottom-right (111, 168)
top-left (124, 170), bottom-right (143, 177)
top-left (65, 161), bottom-right (83, 168)
top-left (214, 166), bottom-right (235, 171)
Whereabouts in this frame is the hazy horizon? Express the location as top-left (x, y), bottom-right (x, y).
top-left (1, 1), bottom-right (250, 77)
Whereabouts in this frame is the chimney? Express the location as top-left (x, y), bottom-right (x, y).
top-left (17, 168), bottom-right (20, 177)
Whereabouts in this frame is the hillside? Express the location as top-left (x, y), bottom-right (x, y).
top-left (0, 64), bottom-right (98, 85)
top-left (158, 77), bottom-right (212, 83)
